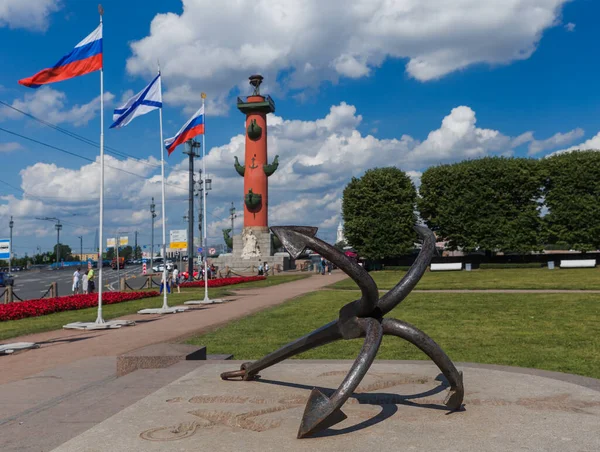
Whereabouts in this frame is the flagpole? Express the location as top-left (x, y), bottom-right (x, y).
top-left (159, 103), bottom-right (170, 310)
top-left (95, 7), bottom-right (105, 324)
top-left (201, 93), bottom-right (212, 303)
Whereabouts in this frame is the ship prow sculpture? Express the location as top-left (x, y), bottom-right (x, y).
top-left (222, 224), bottom-right (465, 438)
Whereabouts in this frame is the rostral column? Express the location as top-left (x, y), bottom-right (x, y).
top-left (234, 75), bottom-right (279, 241)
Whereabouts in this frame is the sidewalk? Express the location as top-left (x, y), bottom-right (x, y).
top-left (0, 272), bottom-right (347, 385)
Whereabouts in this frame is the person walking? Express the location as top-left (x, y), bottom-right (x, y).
top-left (258, 262), bottom-right (264, 276)
top-left (264, 261), bottom-right (270, 277)
top-left (320, 257), bottom-right (326, 276)
top-left (72, 267), bottom-right (81, 294)
top-left (87, 268), bottom-right (95, 294)
top-left (81, 271), bottom-right (89, 294)
top-left (172, 265), bottom-right (180, 294)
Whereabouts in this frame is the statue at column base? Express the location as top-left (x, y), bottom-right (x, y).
top-left (240, 228), bottom-right (261, 259)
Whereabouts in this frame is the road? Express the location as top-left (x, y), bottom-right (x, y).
top-left (9, 265), bottom-right (147, 300)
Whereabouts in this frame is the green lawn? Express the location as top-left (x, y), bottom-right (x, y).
top-left (188, 290), bottom-right (600, 379)
top-left (330, 268), bottom-right (600, 290)
top-left (0, 274), bottom-right (309, 341)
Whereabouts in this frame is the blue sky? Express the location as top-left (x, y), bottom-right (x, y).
top-left (0, 0), bottom-right (599, 258)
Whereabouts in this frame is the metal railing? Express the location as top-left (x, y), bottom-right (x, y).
top-left (236, 94), bottom-right (275, 111)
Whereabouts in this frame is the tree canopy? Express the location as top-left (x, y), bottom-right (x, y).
top-left (342, 167), bottom-right (417, 259)
top-left (418, 157), bottom-right (544, 253)
top-left (542, 150), bottom-right (600, 251)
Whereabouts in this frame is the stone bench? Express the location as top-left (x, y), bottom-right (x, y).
top-left (559, 259), bottom-right (596, 269)
top-left (430, 262), bottom-right (462, 271)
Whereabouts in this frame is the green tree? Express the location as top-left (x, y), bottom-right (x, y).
top-left (342, 167), bottom-right (417, 260)
top-left (50, 243), bottom-right (73, 262)
top-left (120, 245), bottom-right (133, 260)
top-left (542, 150), bottom-right (600, 251)
top-left (418, 157), bottom-right (544, 253)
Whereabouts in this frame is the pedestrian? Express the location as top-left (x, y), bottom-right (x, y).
top-left (159, 271), bottom-right (170, 294)
top-left (258, 263), bottom-right (264, 276)
top-left (81, 271), bottom-right (89, 294)
top-left (172, 265), bottom-right (180, 294)
top-left (327, 261), bottom-right (332, 275)
top-left (264, 261), bottom-right (269, 277)
top-left (87, 268), bottom-right (95, 294)
top-left (320, 257), bottom-right (326, 275)
top-left (72, 267), bottom-right (81, 294)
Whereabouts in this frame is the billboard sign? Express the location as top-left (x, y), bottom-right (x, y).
top-left (107, 238), bottom-right (116, 248)
top-left (0, 239), bottom-right (10, 260)
top-left (170, 229), bottom-right (187, 250)
top-left (119, 236), bottom-right (129, 246)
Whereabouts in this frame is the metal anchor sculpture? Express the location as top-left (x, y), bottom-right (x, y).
top-left (221, 225), bottom-right (464, 438)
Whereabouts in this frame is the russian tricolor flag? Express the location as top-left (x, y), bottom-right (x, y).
top-left (164, 105), bottom-right (205, 155)
top-left (18, 24), bottom-right (103, 88)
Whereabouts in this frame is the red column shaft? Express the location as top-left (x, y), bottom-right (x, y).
top-left (244, 99), bottom-right (268, 229)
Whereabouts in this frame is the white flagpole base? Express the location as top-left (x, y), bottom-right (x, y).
top-left (0, 342), bottom-right (40, 355)
top-left (137, 306), bottom-right (189, 315)
top-left (63, 320), bottom-right (136, 330)
top-left (185, 297), bottom-right (224, 305)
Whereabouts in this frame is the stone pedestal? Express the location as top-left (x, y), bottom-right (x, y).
top-left (50, 361), bottom-right (600, 452)
top-left (214, 228), bottom-right (291, 274)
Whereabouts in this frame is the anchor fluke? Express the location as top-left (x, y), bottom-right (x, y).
top-left (270, 226), bottom-right (318, 258)
top-left (297, 388), bottom-right (348, 438)
top-left (443, 371), bottom-right (464, 410)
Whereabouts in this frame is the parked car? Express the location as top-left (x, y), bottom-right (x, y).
top-left (152, 264), bottom-right (165, 273)
top-left (0, 272), bottom-right (14, 287)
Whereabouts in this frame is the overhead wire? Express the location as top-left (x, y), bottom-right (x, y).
top-left (0, 126), bottom-right (189, 193)
top-left (0, 99), bottom-right (191, 177)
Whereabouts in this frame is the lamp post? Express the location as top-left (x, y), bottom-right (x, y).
top-left (9, 216), bottom-right (13, 272)
top-left (36, 217), bottom-right (62, 269)
top-left (77, 236), bottom-right (83, 265)
top-left (184, 140), bottom-right (201, 281)
top-left (229, 202), bottom-right (236, 252)
top-left (55, 221), bottom-right (62, 268)
top-left (150, 197), bottom-right (157, 271)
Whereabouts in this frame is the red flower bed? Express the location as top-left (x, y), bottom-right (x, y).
top-left (179, 276), bottom-right (266, 288)
top-left (0, 291), bottom-right (159, 322)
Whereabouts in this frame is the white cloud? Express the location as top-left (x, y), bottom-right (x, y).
top-left (527, 128), bottom-right (584, 155)
top-left (549, 132), bottom-right (600, 156)
top-left (1, 87), bottom-right (114, 127)
top-left (511, 131), bottom-right (534, 148)
top-left (127, 0), bottom-right (568, 113)
top-left (407, 106), bottom-right (511, 164)
top-left (4, 100), bottom-right (588, 249)
top-left (565, 22), bottom-right (576, 32)
top-left (0, 0), bottom-right (61, 31)
top-left (0, 142), bottom-right (23, 153)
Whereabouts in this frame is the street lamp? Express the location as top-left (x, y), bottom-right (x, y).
top-left (77, 236), bottom-right (83, 265)
top-left (36, 217), bottom-right (62, 269)
top-left (9, 216), bottom-right (13, 272)
top-left (193, 170), bottom-right (212, 281)
top-left (150, 197), bottom-right (157, 270)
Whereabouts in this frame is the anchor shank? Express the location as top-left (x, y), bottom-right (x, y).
top-left (377, 225), bottom-right (436, 315)
top-left (238, 321), bottom-right (342, 379)
top-left (297, 317), bottom-right (383, 438)
top-left (329, 317), bottom-right (382, 406)
top-left (302, 235), bottom-right (379, 317)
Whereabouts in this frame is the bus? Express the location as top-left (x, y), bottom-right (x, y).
top-left (111, 257), bottom-right (125, 270)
